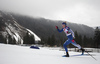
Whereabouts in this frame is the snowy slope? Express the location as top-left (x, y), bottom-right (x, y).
top-left (0, 11), bottom-right (41, 44)
top-left (0, 44), bottom-right (100, 64)
top-left (27, 29), bottom-right (41, 41)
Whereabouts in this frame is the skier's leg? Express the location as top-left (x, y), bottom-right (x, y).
top-left (71, 40), bottom-right (85, 55)
top-left (80, 48), bottom-right (85, 55)
top-left (63, 35), bottom-right (73, 53)
top-left (63, 39), bottom-right (71, 57)
top-left (71, 40), bottom-right (81, 49)
top-left (63, 39), bottom-right (71, 52)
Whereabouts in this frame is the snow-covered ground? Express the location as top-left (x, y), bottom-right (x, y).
top-left (0, 44), bottom-right (100, 64)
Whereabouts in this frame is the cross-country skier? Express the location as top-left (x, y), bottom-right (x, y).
top-left (56, 22), bottom-right (85, 57)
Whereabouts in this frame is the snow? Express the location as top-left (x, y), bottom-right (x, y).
top-left (14, 33), bottom-right (23, 44)
top-left (5, 24), bottom-right (23, 44)
top-left (0, 44), bottom-right (100, 64)
top-left (27, 29), bottom-right (41, 41)
top-left (5, 27), bottom-right (12, 36)
top-left (4, 20), bottom-right (41, 44)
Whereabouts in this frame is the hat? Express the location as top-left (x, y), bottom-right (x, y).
top-left (62, 22), bottom-right (67, 25)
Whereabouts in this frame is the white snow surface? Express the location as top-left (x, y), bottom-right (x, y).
top-left (0, 44), bottom-right (100, 64)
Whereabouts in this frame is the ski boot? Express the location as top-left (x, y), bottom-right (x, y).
top-left (65, 52), bottom-right (69, 57)
top-left (80, 48), bottom-right (85, 55)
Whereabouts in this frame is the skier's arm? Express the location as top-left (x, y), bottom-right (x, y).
top-left (56, 26), bottom-right (63, 33)
top-left (69, 29), bottom-right (75, 38)
top-left (57, 28), bottom-right (63, 33)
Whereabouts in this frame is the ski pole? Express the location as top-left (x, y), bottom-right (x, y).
top-left (85, 51), bottom-right (97, 61)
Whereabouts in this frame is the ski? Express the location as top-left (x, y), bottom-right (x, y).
top-left (62, 54), bottom-right (89, 57)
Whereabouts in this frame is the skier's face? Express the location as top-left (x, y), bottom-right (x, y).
top-left (62, 24), bottom-right (66, 28)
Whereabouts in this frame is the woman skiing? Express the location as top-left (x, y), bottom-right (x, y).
top-left (56, 22), bottom-right (85, 57)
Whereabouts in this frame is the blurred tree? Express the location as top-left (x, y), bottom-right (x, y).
top-left (78, 35), bottom-right (82, 46)
top-left (47, 35), bottom-right (56, 46)
top-left (47, 36), bottom-right (51, 46)
top-left (75, 31), bottom-right (79, 43)
top-left (83, 35), bottom-right (88, 47)
top-left (94, 27), bottom-right (100, 48)
top-left (23, 32), bottom-right (35, 44)
top-left (0, 34), bottom-right (6, 43)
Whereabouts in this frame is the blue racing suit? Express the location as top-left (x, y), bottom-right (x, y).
top-left (57, 26), bottom-right (81, 52)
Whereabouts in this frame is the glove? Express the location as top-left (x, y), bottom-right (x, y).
top-left (56, 26), bottom-right (58, 29)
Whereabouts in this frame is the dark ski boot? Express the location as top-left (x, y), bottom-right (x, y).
top-left (65, 52), bottom-right (69, 57)
top-left (80, 48), bottom-right (85, 55)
